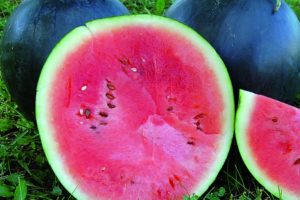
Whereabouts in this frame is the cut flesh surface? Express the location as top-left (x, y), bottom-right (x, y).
top-left (236, 90), bottom-right (300, 200)
top-left (36, 15), bottom-right (234, 200)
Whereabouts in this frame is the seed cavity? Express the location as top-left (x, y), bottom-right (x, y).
top-left (196, 126), bottom-right (203, 131)
top-left (173, 175), bottom-right (181, 181)
top-left (167, 106), bottom-right (173, 112)
top-left (100, 122), bottom-right (108, 126)
top-left (168, 178), bottom-right (175, 189)
top-left (99, 112), bottom-right (108, 118)
top-left (294, 158), bottom-right (300, 165)
top-left (166, 95), bottom-right (177, 102)
top-left (279, 141), bottom-right (293, 154)
top-left (195, 121), bottom-right (200, 126)
top-left (130, 180), bottom-right (135, 184)
top-left (118, 58), bottom-right (130, 65)
top-left (101, 167), bottom-right (106, 171)
top-left (194, 120), bottom-right (202, 131)
top-left (65, 78), bottom-right (72, 107)
top-left (194, 113), bottom-right (205, 120)
top-left (193, 113), bottom-right (205, 131)
top-left (187, 141), bottom-right (195, 146)
top-left (107, 103), bottom-right (116, 109)
top-left (157, 189), bottom-right (162, 197)
top-left (193, 104), bottom-right (200, 109)
top-left (272, 117), bottom-right (278, 123)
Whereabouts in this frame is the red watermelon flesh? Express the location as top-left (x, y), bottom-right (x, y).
top-left (236, 90), bottom-right (300, 200)
top-left (36, 15), bottom-right (234, 199)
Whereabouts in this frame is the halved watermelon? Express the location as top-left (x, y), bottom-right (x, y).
top-left (36, 15), bottom-right (234, 199)
top-left (236, 90), bottom-right (300, 200)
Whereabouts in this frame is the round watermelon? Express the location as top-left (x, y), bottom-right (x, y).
top-left (236, 90), bottom-right (300, 199)
top-left (0, 0), bottom-right (129, 120)
top-left (166, 0), bottom-right (300, 104)
top-left (36, 15), bottom-right (234, 199)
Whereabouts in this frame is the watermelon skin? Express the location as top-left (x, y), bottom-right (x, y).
top-left (0, 0), bottom-right (129, 120)
top-left (236, 90), bottom-right (300, 200)
top-left (36, 15), bottom-right (234, 199)
top-left (166, 0), bottom-right (300, 104)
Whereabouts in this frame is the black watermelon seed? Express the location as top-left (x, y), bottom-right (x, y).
top-left (90, 125), bottom-right (97, 130)
top-left (107, 83), bottom-right (116, 90)
top-left (167, 106), bottom-right (173, 112)
top-left (99, 112), bottom-right (108, 118)
top-left (106, 93), bottom-right (115, 100)
top-left (272, 117), bottom-right (278, 123)
top-left (107, 103), bottom-right (116, 109)
top-left (294, 158), bottom-right (300, 165)
top-left (197, 126), bottom-right (203, 131)
top-left (194, 113), bottom-right (205, 120)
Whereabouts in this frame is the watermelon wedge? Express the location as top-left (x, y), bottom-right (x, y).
top-left (236, 90), bottom-right (300, 200)
top-left (36, 15), bottom-right (234, 199)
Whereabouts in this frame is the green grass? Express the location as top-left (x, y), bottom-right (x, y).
top-left (0, 0), bottom-right (299, 199)
top-left (286, 0), bottom-right (300, 18)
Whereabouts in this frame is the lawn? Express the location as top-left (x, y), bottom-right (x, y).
top-left (0, 0), bottom-right (299, 199)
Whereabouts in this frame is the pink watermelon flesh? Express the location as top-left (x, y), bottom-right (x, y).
top-left (38, 16), bottom-right (233, 200)
top-left (237, 90), bottom-right (300, 198)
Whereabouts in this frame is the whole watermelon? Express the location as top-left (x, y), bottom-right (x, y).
top-left (166, 0), bottom-right (300, 104)
top-left (0, 0), bottom-right (129, 120)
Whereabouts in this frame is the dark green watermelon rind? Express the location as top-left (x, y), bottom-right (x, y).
top-left (36, 15), bottom-right (235, 199)
top-left (235, 90), bottom-right (298, 200)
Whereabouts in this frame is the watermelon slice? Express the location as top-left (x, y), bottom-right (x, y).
top-left (36, 15), bottom-right (234, 199)
top-left (236, 90), bottom-right (300, 199)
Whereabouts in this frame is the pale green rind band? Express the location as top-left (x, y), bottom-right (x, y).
top-left (36, 14), bottom-right (235, 199)
top-left (235, 90), bottom-right (298, 200)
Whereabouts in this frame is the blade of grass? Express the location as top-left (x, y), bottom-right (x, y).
top-left (13, 177), bottom-right (27, 200)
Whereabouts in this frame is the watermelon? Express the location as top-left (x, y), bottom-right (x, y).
top-left (236, 90), bottom-right (300, 199)
top-left (166, 0), bottom-right (300, 104)
top-left (0, 0), bottom-right (129, 120)
top-left (36, 15), bottom-right (234, 199)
